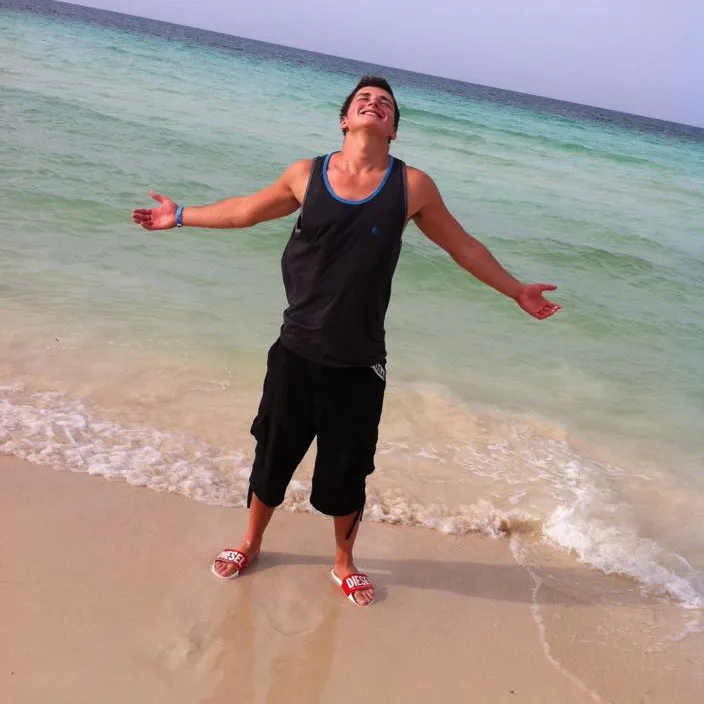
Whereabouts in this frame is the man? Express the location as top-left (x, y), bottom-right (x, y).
top-left (132, 76), bottom-right (560, 607)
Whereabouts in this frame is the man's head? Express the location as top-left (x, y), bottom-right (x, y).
top-left (339, 75), bottom-right (400, 143)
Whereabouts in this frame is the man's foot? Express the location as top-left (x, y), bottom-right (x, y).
top-left (331, 563), bottom-right (375, 607)
top-left (212, 540), bottom-right (260, 579)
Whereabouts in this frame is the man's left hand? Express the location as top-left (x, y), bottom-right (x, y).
top-left (516, 283), bottom-right (561, 320)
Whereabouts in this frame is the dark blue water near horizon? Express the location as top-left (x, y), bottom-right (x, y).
top-left (3, 0), bottom-right (703, 140)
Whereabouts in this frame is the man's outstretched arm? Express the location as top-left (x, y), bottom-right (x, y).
top-left (409, 169), bottom-right (561, 320)
top-left (132, 159), bottom-right (311, 231)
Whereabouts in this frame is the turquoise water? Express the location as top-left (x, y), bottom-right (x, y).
top-left (1, 2), bottom-right (704, 607)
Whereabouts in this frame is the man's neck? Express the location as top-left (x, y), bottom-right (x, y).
top-left (337, 132), bottom-right (390, 173)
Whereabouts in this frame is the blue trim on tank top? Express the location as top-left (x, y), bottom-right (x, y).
top-left (322, 152), bottom-right (394, 205)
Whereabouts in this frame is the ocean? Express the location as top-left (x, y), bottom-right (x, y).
top-left (2, 0), bottom-right (704, 610)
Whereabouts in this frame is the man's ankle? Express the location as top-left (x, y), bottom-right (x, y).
top-left (334, 555), bottom-right (355, 572)
top-left (241, 536), bottom-right (262, 553)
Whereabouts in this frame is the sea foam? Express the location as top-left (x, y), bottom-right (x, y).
top-left (1, 382), bottom-right (702, 609)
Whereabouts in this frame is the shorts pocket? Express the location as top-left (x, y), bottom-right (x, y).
top-left (250, 414), bottom-right (269, 441)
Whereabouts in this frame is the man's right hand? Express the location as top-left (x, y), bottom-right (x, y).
top-left (131, 160), bottom-right (309, 231)
top-left (132, 191), bottom-right (178, 230)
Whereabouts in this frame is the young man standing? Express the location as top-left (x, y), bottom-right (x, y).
top-left (132, 76), bottom-right (560, 607)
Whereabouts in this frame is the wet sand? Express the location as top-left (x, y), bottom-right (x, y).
top-left (1, 457), bottom-right (701, 703)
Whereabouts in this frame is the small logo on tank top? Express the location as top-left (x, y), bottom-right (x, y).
top-left (370, 225), bottom-right (380, 236)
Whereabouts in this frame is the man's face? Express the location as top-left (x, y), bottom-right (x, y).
top-left (341, 87), bottom-right (397, 141)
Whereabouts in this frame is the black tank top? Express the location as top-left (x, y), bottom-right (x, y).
top-left (279, 153), bottom-right (407, 367)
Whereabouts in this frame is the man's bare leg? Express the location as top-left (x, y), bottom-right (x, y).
top-left (332, 511), bottom-right (375, 606)
top-left (213, 492), bottom-right (274, 577)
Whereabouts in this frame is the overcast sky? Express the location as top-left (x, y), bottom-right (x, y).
top-left (65, 0), bottom-right (703, 127)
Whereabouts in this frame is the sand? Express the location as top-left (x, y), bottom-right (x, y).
top-left (1, 456), bottom-right (701, 704)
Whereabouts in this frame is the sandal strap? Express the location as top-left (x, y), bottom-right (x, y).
top-left (341, 573), bottom-right (373, 596)
top-left (216, 548), bottom-right (248, 570)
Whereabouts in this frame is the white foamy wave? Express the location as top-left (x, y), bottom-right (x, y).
top-left (2, 383), bottom-right (703, 610)
top-left (364, 490), bottom-right (540, 538)
top-left (0, 385), bottom-right (546, 541)
top-left (0, 384), bottom-right (250, 506)
top-left (544, 487), bottom-right (704, 609)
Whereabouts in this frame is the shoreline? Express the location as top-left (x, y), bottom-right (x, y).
top-left (2, 356), bottom-right (702, 615)
top-left (2, 456), bottom-right (702, 703)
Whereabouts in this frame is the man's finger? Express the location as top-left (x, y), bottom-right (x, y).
top-left (533, 303), bottom-right (558, 319)
top-left (544, 305), bottom-right (560, 318)
top-left (149, 191), bottom-right (167, 204)
top-left (538, 283), bottom-right (557, 292)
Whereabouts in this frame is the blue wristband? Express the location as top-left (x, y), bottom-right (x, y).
top-left (176, 205), bottom-right (184, 228)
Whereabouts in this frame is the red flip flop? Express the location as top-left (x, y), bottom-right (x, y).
top-left (330, 570), bottom-right (375, 607)
top-left (211, 548), bottom-right (250, 580)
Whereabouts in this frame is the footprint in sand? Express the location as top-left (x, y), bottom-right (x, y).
top-left (158, 619), bottom-right (218, 671)
top-left (258, 567), bottom-right (328, 636)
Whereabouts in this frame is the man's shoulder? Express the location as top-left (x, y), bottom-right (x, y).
top-left (403, 164), bottom-right (436, 193)
top-left (280, 158), bottom-right (316, 196)
top-left (286, 157), bottom-right (316, 178)
top-left (400, 164), bottom-right (442, 218)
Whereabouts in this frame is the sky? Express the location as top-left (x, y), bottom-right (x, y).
top-left (65, 0), bottom-right (703, 127)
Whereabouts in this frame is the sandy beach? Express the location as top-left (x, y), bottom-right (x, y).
top-left (2, 456), bottom-right (701, 704)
